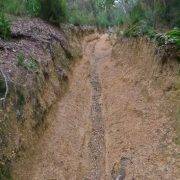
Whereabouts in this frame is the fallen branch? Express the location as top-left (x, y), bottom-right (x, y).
top-left (0, 69), bottom-right (9, 102)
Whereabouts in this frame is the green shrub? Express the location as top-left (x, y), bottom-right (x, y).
top-left (123, 20), bottom-right (154, 38)
top-left (26, 0), bottom-right (40, 16)
top-left (0, 13), bottom-right (11, 40)
top-left (166, 28), bottom-right (180, 48)
top-left (96, 11), bottom-right (110, 28)
top-left (153, 28), bottom-right (180, 48)
top-left (166, 0), bottom-right (180, 28)
top-left (39, 0), bottom-right (67, 24)
top-left (128, 2), bottom-right (145, 25)
top-left (68, 9), bottom-right (94, 25)
top-left (1, 0), bottom-right (26, 15)
top-left (0, 0), bottom-right (67, 23)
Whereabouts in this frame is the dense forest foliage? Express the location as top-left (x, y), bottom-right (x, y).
top-left (0, 0), bottom-right (179, 27)
top-left (0, 0), bottom-right (180, 45)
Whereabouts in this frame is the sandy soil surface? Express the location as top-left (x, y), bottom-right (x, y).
top-left (12, 34), bottom-right (178, 180)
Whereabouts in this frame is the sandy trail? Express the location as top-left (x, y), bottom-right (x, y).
top-left (12, 34), bottom-right (177, 180)
top-left (12, 34), bottom-right (109, 180)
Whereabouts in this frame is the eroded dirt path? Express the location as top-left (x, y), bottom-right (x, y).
top-left (86, 34), bottom-right (111, 179)
top-left (12, 34), bottom-right (109, 180)
top-left (12, 34), bottom-right (178, 180)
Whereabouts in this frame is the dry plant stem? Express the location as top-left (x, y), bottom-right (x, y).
top-left (0, 68), bottom-right (9, 102)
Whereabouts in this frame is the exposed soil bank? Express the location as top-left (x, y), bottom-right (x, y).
top-left (0, 18), bottom-right (94, 179)
top-left (103, 37), bottom-right (180, 179)
top-left (12, 34), bottom-right (180, 179)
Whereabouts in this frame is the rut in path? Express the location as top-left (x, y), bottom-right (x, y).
top-left (87, 39), bottom-right (106, 179)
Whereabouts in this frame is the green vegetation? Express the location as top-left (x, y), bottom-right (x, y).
top-left (17, 52), bottom-right (25, 67)
top-left (166, 29), bottom-right (180, 48)
top-left (17, 52), bottom-right (39, 72)
top-left (0, 0), bottom-right (179, 28)
top-left (26, 0), bottom-right (41, 16)
top-left (153, 29), bottom-right (180, 48)
top-left (120, 1), bottom-right (180, 48)
top-left (0, 13), bottom-right (11, 39)
top-left (0, 164), bottom-right (12, 180)
top-left (39, 0), bottom-right (67, 24)
top-left (0, 0), bottom-right (124, 27)
top-left (67, 0), bottom-right (124, 27)
top-left (0, 0), bottom-right (179, 37)
top-left (125, 0), bottom-right (180, 29)
top-left (68, 9), bottom-right (95, 25)
top-left (26, 57), bottom-right (39, 71)
top-left (0, 0), bottom-right (67, 24)
top-left (0, 0), bottom-right (26, 16)
top-left (0, 0), bottom-right (40, 16)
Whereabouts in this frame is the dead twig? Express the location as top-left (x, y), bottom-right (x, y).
top-left (0, 69), bottom-right (9, 102)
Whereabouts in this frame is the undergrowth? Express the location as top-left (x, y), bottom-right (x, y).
top-left (0, 162), bottom-right (12, 180)
top-left (0, 0), bottom-right (67, 24)
top-left (39, 0), bottom-right (67, 24)
top-left (120, 0), bottom-right (180, 50)
top-left (17, 52), bottom-right (39, 72)
top-left (0, 13), bottom-right (11, 40)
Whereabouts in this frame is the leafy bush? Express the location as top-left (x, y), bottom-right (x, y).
top-left (123, 0), bottom-right (180, 32)
top-left (123, 20), bottom-right (154, 38)
top-left (166, 28), bottom-right (180, 48)
top-left (26, 0), bottom-right (40, 16)
top-left (153, 28), bottom-right (180, 48)
top-left (96, 11), bottom-right (110, 28)
top-left (128, 2), bottom-right (145, 25)
top-left (39, 0), bottom-right (67, 24)
top-left (0, 13), bottom-right (11, 40)
top-left (165, 0), bottom-right (180, 28)
top-left (1, 0), bottom-right (26, 15)
top-left (67, 0), bottom-right (124, 27)
top-left (123, 22), bottom-right (179, 49)
top-left (68, 9), bottom-right (95, 25)
top-left (0, 0), bottom-right (67, 24)
top-left (155, 33), bottom-right (174, 46)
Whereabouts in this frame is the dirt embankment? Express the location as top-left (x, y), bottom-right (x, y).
top-left (103, 37), bottom-right (180, 179)
top-left (0, 18), bottom-right (94, 178)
